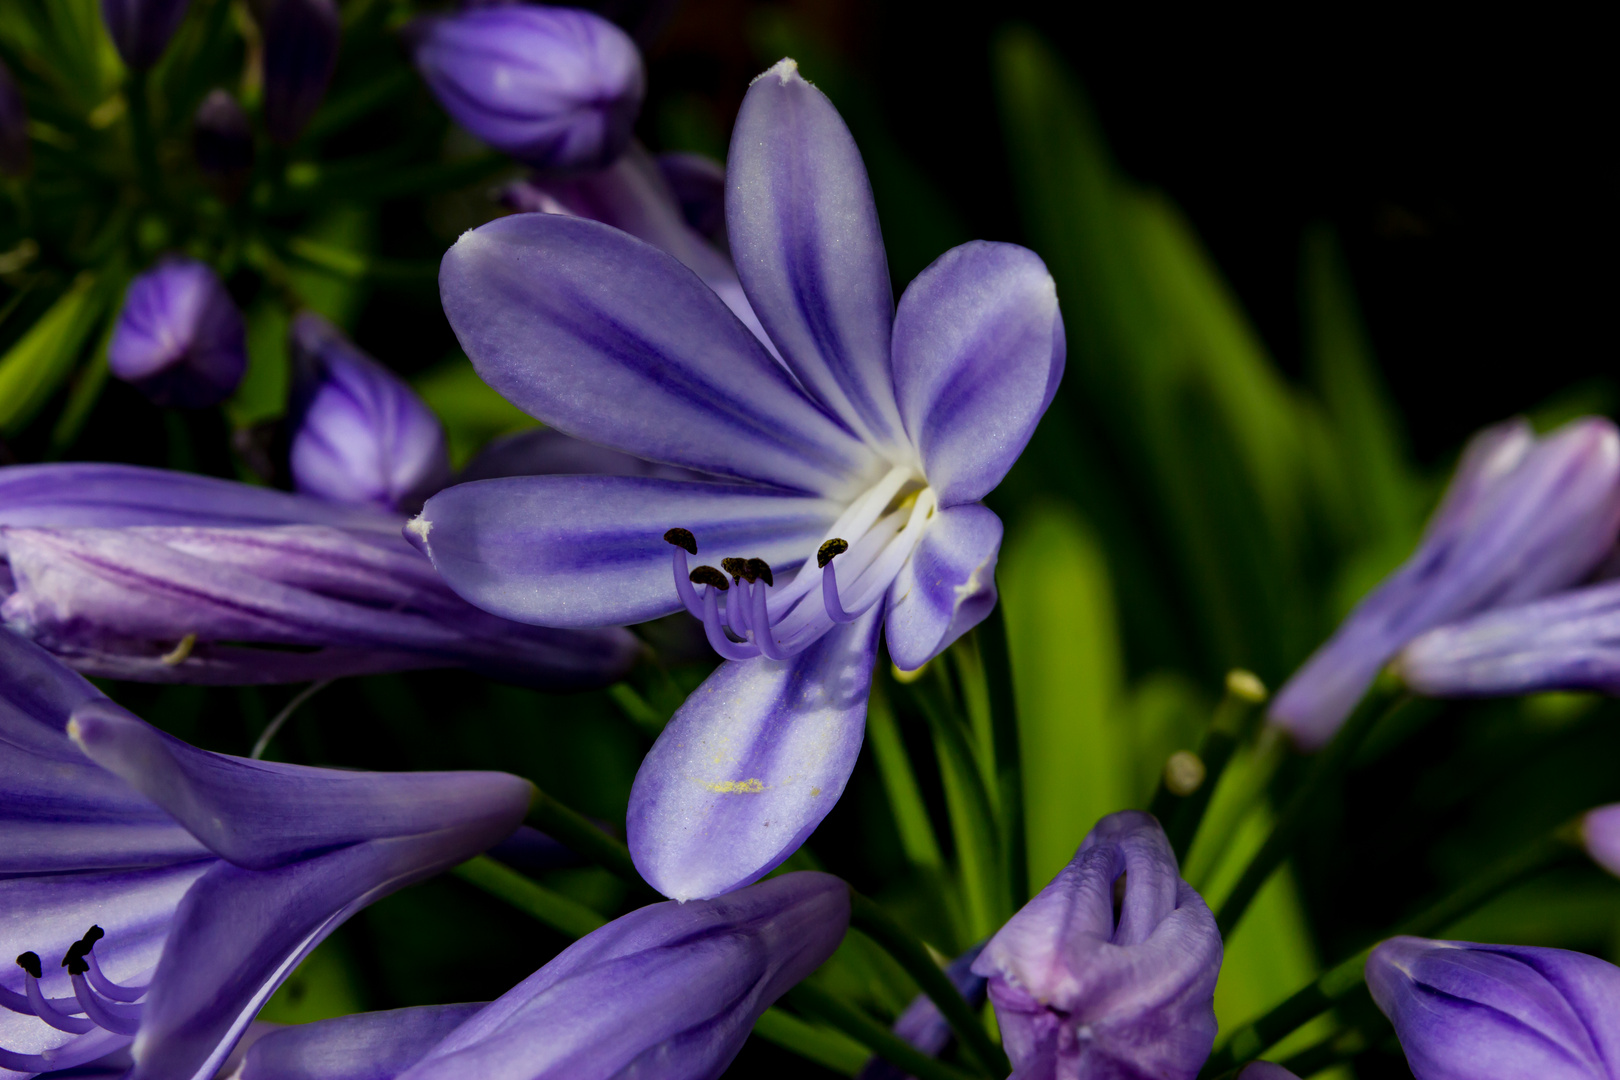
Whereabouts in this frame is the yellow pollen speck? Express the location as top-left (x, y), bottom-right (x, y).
top-left (810, 787), bottom-right (821, 796)
top-left (704, 778), bottom-right (765, 794)
top-left (160, 633), bottom-right (197, 666)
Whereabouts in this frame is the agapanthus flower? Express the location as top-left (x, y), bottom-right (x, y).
top-left (1366, 936), bottom-right (1620, 1080)
top-left (1271, 417), bottom-right (1620, 749)
top-left (107, 258), bottom-right (247, 409)
top-left (288, 313), bottom-right (451, 513)
top-left (261, 0), bottom-right (340, 145)
top-left (99, 0), bottom-right (190, 69)
top-left (408, 5), bottom-right (644, 171)
top-left (0, 57), bottom-right (28, 177)
top-left (857, 943), bottom-right (986, 1080)
top-left (970, 811), bottom-right (1222, 1080)
top-left (0, 629), bottom-right (531, 1080)
top-left (412, 58), bottom-right (1064, 899)
top-left (1582, 804), bottom-right (1620, 878)
top-left (235, 872), bottom-right (849, 1079)
top-left (0, 463), bottom-right (638, 685)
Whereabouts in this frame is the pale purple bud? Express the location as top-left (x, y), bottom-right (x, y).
top-left (288, 313), bottom-right (451, 513)
top-left (100, 0), bottom-right (191, 69)
top-left (409, 5), bottom-right (644, 170)
top-left (1583, 804), bottom-right (1620, 878)
top-left (1273, 417), bottom-right (1620, 749)
top-left (262, 0), bottom-right (339, 145)
top-left (1366, 936), bottom-right (1620, 1080)
top-left (857, 944), bottom-right (987, 1080)
top-left (0, 57), bottom-right (28, 177)
top-left (108, 258), bottom-right (247, 409)
top-left (971, 811), bottom-right (1222, 1080)
top-left (192, 89), bottom-right (253, 190)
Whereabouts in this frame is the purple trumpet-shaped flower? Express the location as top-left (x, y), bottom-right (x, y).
top-left (99, 0), bottom-right (190, 69)
top-left (0, 58), bottom-right (28, 177)
top-left (1271, 417), bottom-right (1620, 749)
top-left (288, 313), bottom-right (451, 513)
top-left (413, 58), bottom-right (1063, 899)
top-left (0, 629), bottom-right (532, 1080)
top-left (409, 5), bottom-right (643, 171)
top-left (970, 811), bottom-right (1222, 1080)
top-left (236, 871), bottom-right (849, 1079)
top-left (108, 258), bottom-right (248, 409)
top-left (261, 0), bottom-right (340, 145)
top-left (1582, 804), bottom-right (1620, 879)
top-left (0, 463), bottom-right (639, 686)
top-left (857, 944), bottom-right (987, 1080)
top-left (1366, 936), bottom-right (1620, 1080)
top-left (192, 89), bottom-right (253, 195)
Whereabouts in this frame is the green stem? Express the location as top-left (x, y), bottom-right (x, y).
top-left (751, 1007), bottom-right (870, 1076)
top-left (975, 605), bottom-right (1028, 908)
top-left (913, 669), bottom-right (1003, 936)
top-left (849, 891), bottom-right (1009, 1077)
top-left (452, 856), bottom-right (607, 939)
top-left (524, 786), bottom-right (657, 901)
top-left (1148, 669), bottom-right (1267, 862)
top-left (126, 69), bottom-right (162, 205)
top-left (784, 983), bottom-right (983, 1080)
top-left (1214, 689), bottom-right (1405, 936)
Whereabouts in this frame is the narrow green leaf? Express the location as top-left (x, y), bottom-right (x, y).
top-left (413, 355), bottom-right (537, 468)
top-left (914, 673), bottom-right (1003, 938)
top-left (227, 297), bottom-right (290, 429)
top-left (867, 680), bottom-right (945, 872)
top-left (751, 1007), bottom-right (868, 1076)
top-left (451, 856), bottom-right (607, 940)
top-left (0, 271), bottom-right (104, 437)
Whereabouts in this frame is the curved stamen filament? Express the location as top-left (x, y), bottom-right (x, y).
top-left (70, 974), bottom-right (140, 1035)
top-left (84, 951), bottom-right (147, 1003)
top-left (668, 545), bottom-right (705, 619)
top-left (700, 586), bottom-right (760, 661)
top-left (751, 580), bottom-right (790, 661)
top-left (3, 931), bottom-right (146, 1061)
top-left (23, 973), bottom-right (95, 1034)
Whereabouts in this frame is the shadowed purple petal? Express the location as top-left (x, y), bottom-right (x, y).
top-left (108, 258), bottom-right (247, 409)
top-left (456, 427), bottom-right (699, 484)
top-left (627, 612), bottom-right (880, 900)
top-left (410, 475), bottom-right (840, 628)
top-left (100, 0), bottom-right (190, 69)
top-left (891, 242), bottom-right (1064, 505)
top-left (239, 1005), bottom-right (486, 1080)
top-left (726, 59), bottom-right (903, 451)
top-left (1584, 805), bottom-right (1620, 879)
top-left (439, 212), bottom-right (873, 495)
top-left (1237, 1066), bottom-right (1301, 1080)
top-left (884, 503), bottom-right (1002, 672)
top-left (657, 151), bottom-right (727, 240)
top-left (262, 0), bottom-right (339, 145)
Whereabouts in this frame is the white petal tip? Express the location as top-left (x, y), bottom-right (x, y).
top-left (753, 57), bottom-right (802, 86)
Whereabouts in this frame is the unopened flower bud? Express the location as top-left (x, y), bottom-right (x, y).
top-left (408, 5), bottom-right (644, 170)
top-left (262, 0), bottom-right (340, 144)
top-left (1582, 804), bottom-right (1620, 878)
top-left (192, 89), bottom-right (253, 195)
top-left (100, 0), bottom-right (191, 69)
top-left (108, 257), bottom-right (247, 408)
top-left (0, 58), bottom-right (28, 177)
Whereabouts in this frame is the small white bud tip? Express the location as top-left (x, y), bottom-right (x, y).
top-left (1226, 669), bottom-right (1267, 704)
top-left (1163, 751), bottom-right (1206, 797)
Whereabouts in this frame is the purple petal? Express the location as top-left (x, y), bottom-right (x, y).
top-left (891, 241), bottom-right (1064, 505)
top-left (657, 151), bottom-right (727, 240)
top-left (1237, 1066), bottom-right (1302, 1080)
top-left (1584, 805), bottom-right (1620, 879)
top-left (107, 258), bottom-right (247, 409)
top-left (627, 613), bottom-right (881, 899)
top-left (884, 503), bottom-right (1003, 672)
top-left (456, 427), bottom-right (700, 485)
top-left (726, 59), bottom-right (904, 451)
top-left (439, 212), bottom-right (873, 494)
top-left (240, 1005), bottom-right (486, 1080)
top-left (411, 475), bottom-right (839, 628)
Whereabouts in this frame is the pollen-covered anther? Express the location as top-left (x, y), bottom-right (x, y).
top-left (721, 557), bottom-right (751, 583)
top-left (816, 538), bottom-right (848, 569)
top-left (744, 558), bottom-right (774, 588)
top-left (690, 566), bottom-right (729, 591)
top-left (663, 527), bottom-right (697, 555)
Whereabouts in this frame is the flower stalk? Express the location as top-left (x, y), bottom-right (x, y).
top-left (1150, 668), bottom-right (1268, 861)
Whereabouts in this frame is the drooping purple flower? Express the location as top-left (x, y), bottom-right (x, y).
top-left (107, 258), bottom-right (247, 409)
top-left (261, 0), bottom-right (340, 145)
top-left (1271, 417), bottom-right (1620, 749)
top-left (412, 58), bottom-right (1064, 899)
top-left (192, 89), bottom-right (253, 194)
top-left (0, 629), bottom-right (531, 1080)
top-left (236, 872), bottom-right (849, 1079)
top-left (288, 313), bottom-right (451, 513)
top-left (856, 944), bottom-right (987, 1080)
top-left (0, 58), bottom-right (28, 177)
top-left (0, 463), bottom-right (639, 686)
top-left (409, 5), bottom-right (644, 171)
top-left (969, 811), bottom-right (1222, 1080)
top-left (1583, 804), bottom-right (1620, 879)
top-left (1366, 936), bottom-right (1620, 1080)
top-left (99, 0), bottom-right (191, 69)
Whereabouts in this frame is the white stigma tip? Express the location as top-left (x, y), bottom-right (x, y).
top-left (752, 57), bottom-right (801, 87)
top-left (406, 515), bottom-right (432, 544)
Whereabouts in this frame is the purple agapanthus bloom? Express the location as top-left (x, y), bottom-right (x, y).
top-left (236, 872), bottom-right (849, 1079)
top-left (1583, 804), bottom-right (1620, 879)
top-left (970, 811), bottom-right (1222, 1080)
top-left (409, 5), bottom-right (644, 171)
top-left (288, 313), bottom-right (451, 513)
top-left (0, 58), bottom-right (28, 177)
top-left (0, 463), bottom-right (638, 686)
top-left (412, 58), bottom-right (1064, 900)
top-left (1271, 417), bottom-right (1620, 749)
top-left (108, 258), bottom-right (248, 409)
top-left (1366, 936), bottom-right (1620, 1080)
top-left (857, 943), bottom-right (987, 1080)
top-left (99, 0), bottom-right (190, 69)
top-left (261, 0), bottom-right (340, 145)
top-left (0, 629), bottom-right (531, 1080)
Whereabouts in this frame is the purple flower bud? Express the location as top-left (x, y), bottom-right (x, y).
top-left (107, 258), bottom-right (247, 409)
top-left (261, 0), bottom-right (340, 145)
top-left (1583, 804), bottom-right (1620, 878)
top-left (288, 313), bottom-right (451, 512)
top-left (656, 151), bottom-right (727, 241)
top-left (192, 88), bottom-right (254, 193)
top-left (857, 944), bottom-right (987, 1080)
top-left (409, 5), bottom-right (644, 170)
top-left (1366, 936), bottom-right (1620, 1080)
top-left (971, 811), bottom-right (1222, 1080)
top-left (99, 0), bottom-right (191, 69)
top-left (1272, 417), bottom-right (1620, 749)
top-left (1237, 1066), bottom-right (1301, 1080)
top-left (0, 57), bottom-right (29, 177)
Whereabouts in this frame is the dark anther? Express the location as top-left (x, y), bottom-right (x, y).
top-left (745, 558), bottom-right (774, 587)
top-left (817, 538), bottom-right (849, 569)
top-left (689, 566), bottom-right (729, 590)
top-left (62, 926), bottom-right (103, 968)
top-left (64, 954), bottom-right (88, 976)
top-left (663, 528), bottom-right (697, 555)
top-left (16, 952), bottom-right (41, 979)
top-left (81, 926), bottom-right (105, 947)
top-left (721, 557), bottom-right (750, 582)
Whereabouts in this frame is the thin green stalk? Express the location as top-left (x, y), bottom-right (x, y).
top-left (868, 679), bottom-right (945, 871)
top-left (524, 787), bottom-right (658, 902)
top-left (751, 1007), bottom-right (870, 1076)
top-left (1214, 689), bottom-right (1405, 936)
top-left (453, 856), bottom-right (607, 939)
top-left (974, 606), bottom-right (1028, 909)
top-left (849, 891), bottom-right (1009, 1077)
top-left (1148, 669), bottom-right (1267, 862)
top-left (785, 982), bottom-right (983, 1080)
top-left (126, 69), bottom-right (162, 205)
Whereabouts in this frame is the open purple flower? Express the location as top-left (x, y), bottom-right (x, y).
top-left (0, 629), bottom-right (531, 1080)
top-left (108, 258), bottom-right (248, 409)
top-left (288, 313), bottom-right (451, 513)
top-left (413, 58), bottom-right (1064, 899)
top-left (236, 872), bottom-right (848, 1079)
top-left (970, 811), bottom-right (1222, 1080)
top-left (1366, 936), bottom-right (1620, 1080)
top-left (0, 463), bottom-right (639, 686)
top-left (1271, 417), bottom-right (1620, 749)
